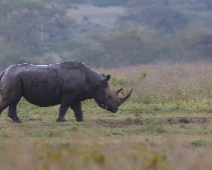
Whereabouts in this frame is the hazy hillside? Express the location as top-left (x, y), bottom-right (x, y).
top-left (67, 5), bottom-right (125, 31)
top-left (0, 0), bottom-right (212, 69)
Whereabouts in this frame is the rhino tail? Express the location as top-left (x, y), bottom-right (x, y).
top-left (0, 69), bottom-right (6, 80)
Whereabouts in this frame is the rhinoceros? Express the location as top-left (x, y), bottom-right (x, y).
top-left (0, 61), bottom-right (132, 123)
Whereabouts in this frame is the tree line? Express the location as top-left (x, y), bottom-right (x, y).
top-left (0, 0), bottom-right (212, 69)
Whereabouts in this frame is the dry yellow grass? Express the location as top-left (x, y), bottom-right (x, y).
top-left (1, 63), bottom-right (212, 169)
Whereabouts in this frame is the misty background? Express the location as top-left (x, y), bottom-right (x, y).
top-left (0, 0), bottom-right (212, 70)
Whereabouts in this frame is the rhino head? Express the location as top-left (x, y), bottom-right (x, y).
top-left (94, 74), bottom-right (133, 113)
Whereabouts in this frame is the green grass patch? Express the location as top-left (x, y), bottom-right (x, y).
top-left (191, 139), bottom-right (206, 147)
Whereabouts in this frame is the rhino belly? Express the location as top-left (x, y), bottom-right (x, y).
top-left (21, 78), bottom-right (62, 107)
top-left (23, 93), bottom-right (61, 107)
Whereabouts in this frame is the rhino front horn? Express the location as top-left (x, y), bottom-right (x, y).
top-left (119, 88), bottom-right (133, 105)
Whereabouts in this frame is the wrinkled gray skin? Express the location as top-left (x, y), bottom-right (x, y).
top-left (0, 61), bottom-right (132, 123)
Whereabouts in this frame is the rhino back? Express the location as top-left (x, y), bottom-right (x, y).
top-left (1, 63), bottom-right (87, 107)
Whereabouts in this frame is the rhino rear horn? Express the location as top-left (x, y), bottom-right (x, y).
top-left (119, 88), bottom-right (133, 105)
top-left (117, 88), bottom-right (123, 94)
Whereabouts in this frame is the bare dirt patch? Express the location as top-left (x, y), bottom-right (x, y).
top-left (95, 117), bottom-right (212, 128)
top-left (95, 118), bottom-right (143, 128)
top-left (166, 117), bottom-right (211, 124)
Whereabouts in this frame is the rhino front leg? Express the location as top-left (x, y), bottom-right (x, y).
top-left (71, 101), bottom-right (83, 122)
top-left (56, 104), bottom-right (69, 122)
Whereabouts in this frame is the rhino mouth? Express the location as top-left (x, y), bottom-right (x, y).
top-left (101, 104), bottom-right (118, 113)
top-left (101, 104), bottom-right (107, 110)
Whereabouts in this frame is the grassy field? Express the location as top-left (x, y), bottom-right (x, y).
top-left (1, 63), bottom-right (212, 170)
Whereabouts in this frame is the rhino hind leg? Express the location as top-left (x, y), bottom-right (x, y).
top-left (0, 99), bottom-right (21, 123)
top-left (0, 99), bottom-right (11, 113)
top-left (8, 103), bottom-right (21, 123)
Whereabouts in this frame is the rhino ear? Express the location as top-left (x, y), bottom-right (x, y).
top-left (104, 74), bottom-right (110, 81)
top-left (102, 74), bottom-right (110, 81)
top-left (99, 74), bottom-right (110, 88)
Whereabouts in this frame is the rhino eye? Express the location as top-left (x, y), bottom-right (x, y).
top-left (107, 95), bottom-right (112, 100)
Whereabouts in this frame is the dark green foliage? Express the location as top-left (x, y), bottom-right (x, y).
top-left (122, 2), bottom-right (189, 34)
top-left (0, 0), bottom-right (75, 69)
top-left (191, 139), bottom-right (205, 147)
top-left (156, 127), bottom-right (166, 134)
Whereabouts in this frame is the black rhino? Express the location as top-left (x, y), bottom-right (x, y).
top-left (0, 61), bottom-right (132, 122)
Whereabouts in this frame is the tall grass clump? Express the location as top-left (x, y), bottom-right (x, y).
top-left (1, 140), bottom-right (212, 170)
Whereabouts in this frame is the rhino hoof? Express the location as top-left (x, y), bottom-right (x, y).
top-left (56, 118), bottom-right (68, 122)
top-left (13, 119), bottom-right (22, 123)
top-left (76, 118), bottom-right (83, 122)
